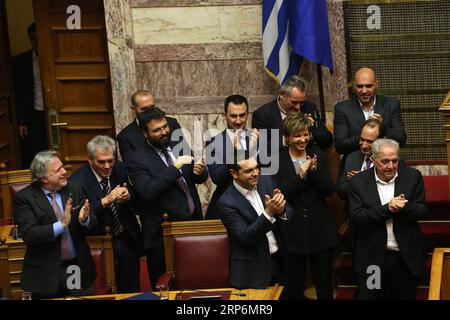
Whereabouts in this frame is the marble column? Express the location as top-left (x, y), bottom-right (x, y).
top-left (103, 0), bottom-right (137, 135)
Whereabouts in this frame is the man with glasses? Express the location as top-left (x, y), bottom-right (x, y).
top-left (71, 135), bottom-right (142, 293)
top-left (252, 75), bottom-right (332, 155)
top-left (333, 68), bottom-right (407, 160)
top-left (348, 139), bottom-right (428, 299)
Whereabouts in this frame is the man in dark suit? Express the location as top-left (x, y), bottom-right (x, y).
top-left (337, 119), bottom-right (386, 202)
top-left (14, 151), bottom-right (97, 299)
top-left (333, 68), bottom-right (407, 159)
top-left (204, 94), bottom-right (258, 219)
top-left (215, 153), bottom-right (291, 289)
top-left (252, 75), bottom-right (332, 155)
top-left (71, 135), bottom-right (142, 293)
top-left (117, 90), bottom-right (182, 161)
top-left (13, 23), bottom-right (47, 168)
top-left (126, 107), bottom-right (208, 287)
top-left (349, 139), bottom-right (429, 299)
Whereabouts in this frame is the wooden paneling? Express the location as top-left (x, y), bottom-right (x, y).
top-left (53, 29), bottom-right (107, 63)
top-left (34, 0), bottom-right (114, 171)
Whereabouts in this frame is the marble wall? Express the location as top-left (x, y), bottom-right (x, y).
top-left (101, 0), bottom-right (353, 212)
top-left (103, 0), bottom-right (446, 213)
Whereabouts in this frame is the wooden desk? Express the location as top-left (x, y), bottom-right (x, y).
top-left (60, 285), bottom-right (284, 300)
top-left (0, 225), bottom-right (115, 299)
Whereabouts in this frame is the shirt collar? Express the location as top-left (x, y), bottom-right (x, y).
top-left (374, 168), bottom-right (398, 185)
top-left (90, 166), bottom-right (107, 183)
top-left (358, 95), bottom-right (377, 112)
top-left (233, 180), bottom-right (256, 197)
top-left (277, 97), bottom-right (288, 116)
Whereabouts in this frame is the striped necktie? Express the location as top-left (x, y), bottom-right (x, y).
top-left (100, 178), bottom-right (123, 236)
top-left (161, 149), bottom-right (195, 215)
top-left (363, 157), bottom-right (372, 171)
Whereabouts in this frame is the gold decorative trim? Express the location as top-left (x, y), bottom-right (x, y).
top-left (350, 33), bottom-right (450, 42)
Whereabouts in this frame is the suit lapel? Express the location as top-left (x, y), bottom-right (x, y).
top-left (132, 121), bottom-right (146, 146)
top-left (83, 166), bottom-right (104, 200)
top-left (350, 98), bottom-right (367, 127)
top-left (32, 183), bottom-right (58, 223)
top-left (374, 95), bottom-right (385, 116)
top-left (367, 168), bottom-right (382, 205)
top-left (230, 184), bottom-right (259, 220)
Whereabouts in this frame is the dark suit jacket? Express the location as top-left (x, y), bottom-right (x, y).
top-left (251, 99), bottom-right (333, 155)
top-left (273, 147), bottom-right (338, 254)
top-left (215, 175), bottom-right (292, 289)
top-left (204, 129), bottom-right (251, 219)
top-left (14, 181), bottom-right (97, 295)
top-left (336, 150), bottom-right (406, 202)
top-left (349, 166), bottom-right (429, 277)
top-left (13, 50), bottom-right (34, 126)
top-left (117, 117), bottom-right (182, 162)
top-left (70, 162), bottom-right (141, 242)
top-left (333, 95), bottom-right (407, 156)
top-left (126, 141), bottom-right (208, 250)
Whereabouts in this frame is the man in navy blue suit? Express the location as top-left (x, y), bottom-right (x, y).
top-left (71, 135), bottom-right (142, 293)
top-left (126, 107), bottom-right (208, 287)
top-left (215, 152), bottom-right (291, 289)
top-left (117, 90), bottom-right (183, 162)
top-left (252, 75), bottom-right (332, 155)
top-left (204, 94), bottom-right (258, 219)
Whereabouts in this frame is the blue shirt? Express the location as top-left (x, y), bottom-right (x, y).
top-left (42, 188), bottom-right (91, 260)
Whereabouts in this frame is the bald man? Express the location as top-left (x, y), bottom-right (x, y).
top-left (333, 68), bottom-right (406, 158)
top-left (117, 90), bottom-right (183, 162)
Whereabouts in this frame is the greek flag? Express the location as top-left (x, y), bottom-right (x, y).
top-left (262, 0), bottom-right (333, 84)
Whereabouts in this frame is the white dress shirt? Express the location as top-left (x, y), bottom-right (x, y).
top-left (374, 170), bottom-right (399, 251)
top-left (233, 181), bottom-right (279, 255)
top-left (358, 96), bottom-right (376, 121)
top-left (226, 129), bottom-right (247, 150)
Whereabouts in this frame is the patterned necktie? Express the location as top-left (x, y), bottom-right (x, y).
top-left (48, 192), bottom-right (72, 260)
top-left (363, 157), bottom-right (372, 171)
top-left (161, 149), bottom-right (195, 215)
top-left (100, 178), bottom-right (123, 236)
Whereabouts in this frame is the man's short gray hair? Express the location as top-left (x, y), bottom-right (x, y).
top-left (280, 75), bottom-right (308, 94)
top-left (87, 135), bottom-right (116, 159)
top-left (30, 150), bottom-right (59, 181)
top-left (371, 138), bottom-right (400, 159)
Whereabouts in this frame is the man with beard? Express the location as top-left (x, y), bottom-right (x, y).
top-left (126, 107), bottom-right (208, 287)
top-left (333, 68), bottom-right (407, 161)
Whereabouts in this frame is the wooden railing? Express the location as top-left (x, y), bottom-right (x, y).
top-left (428, 248), bottom-right (450, 300)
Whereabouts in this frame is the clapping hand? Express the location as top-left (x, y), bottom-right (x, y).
top-left (388, 194), bottom-right (408, 213)
top-left (78, 199), bottom-right (90, 223)
top-left (265, 189), bottom-right (286, 217)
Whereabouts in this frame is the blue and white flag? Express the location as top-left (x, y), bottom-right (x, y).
top-left (262, 0), bottom-right (333, 84)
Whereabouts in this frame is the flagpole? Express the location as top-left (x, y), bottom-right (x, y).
top-left (316, 64), bottom-right (326, 122)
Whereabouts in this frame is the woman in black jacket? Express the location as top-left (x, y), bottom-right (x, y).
top-left (274, 112), bottom-right (338, 300)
